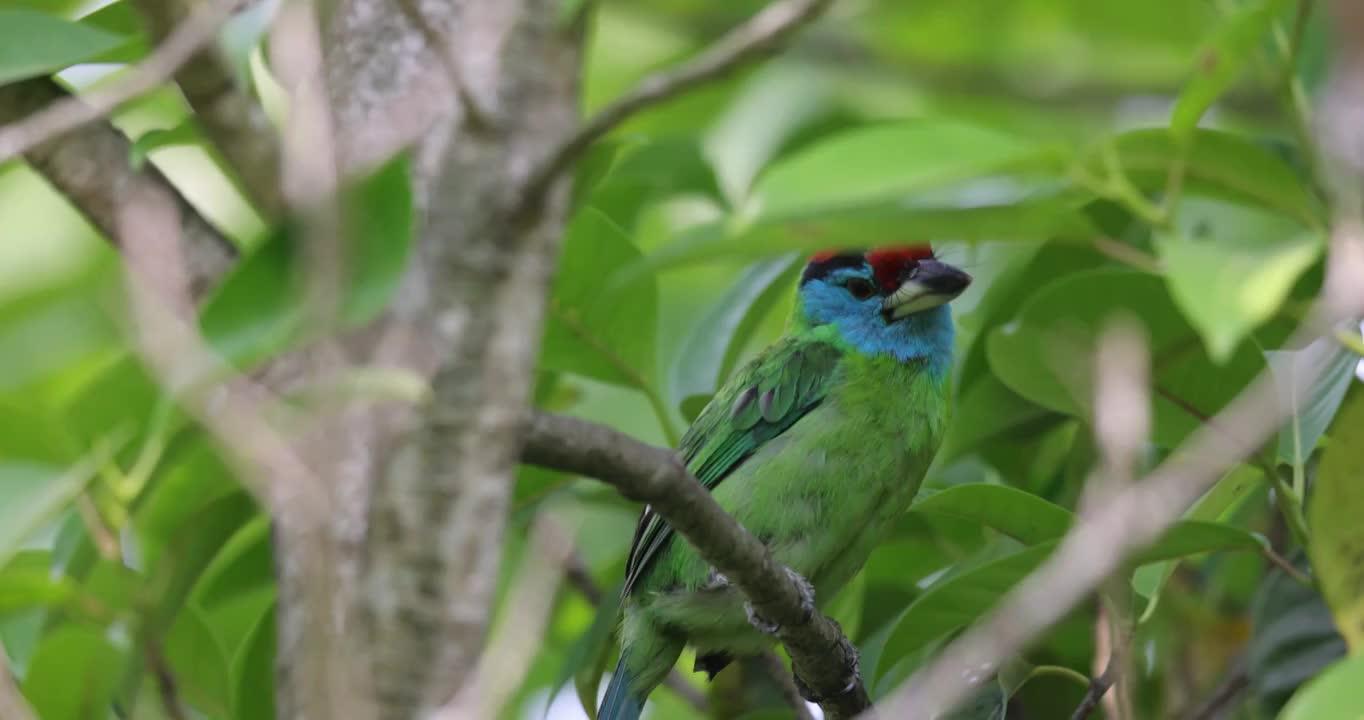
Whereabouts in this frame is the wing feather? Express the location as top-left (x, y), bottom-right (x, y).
top-left (622, 337), bottom-right (842, 596)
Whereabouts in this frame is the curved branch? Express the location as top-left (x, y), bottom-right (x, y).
top-left (521, 411), bottom-right (871, 720)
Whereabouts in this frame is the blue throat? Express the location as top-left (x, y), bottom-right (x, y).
top-left (795, 278), bottom-right (956, 379)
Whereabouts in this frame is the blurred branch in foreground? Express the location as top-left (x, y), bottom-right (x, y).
top-left (875, 4), bottom-right (1364, 712)
top-left (0, 650), bottom-right (36, 720)
top-left (522, 411), bottom-right (872, 720)
top-left (0, 78), bottom-right (237, 300)
top-left (0, 0), bottom-right (247, 162)
top-left (130, 0), bottom-right (285, 218)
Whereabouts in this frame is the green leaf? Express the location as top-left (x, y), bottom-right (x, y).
top-left (0, 449), bottom-right (109, 573)
top-left (632, 185), bottom-right (1095, 275)
top-left (129, 120), bottom-right (201, 170)
top-left (1248, 555), bottom-right (1345, 715)
top-left (875, 542), bottom-right (1057, 684)
top-left (0, 551), bottom-right (75, 618)
top-left (1308, 388), bottom-right (1364, 650)
top-left (166, 604), bottom-right (233, 717)
top-left (200, 154), bottom-right (414, 367)
top-left (669, 255), bottom-right (799, 409)
top-left (232, 602), bottom-right (276, 720)
top-left (1156, 196), bottom-right (1323, 363)
top-left (1129, 519), bottom-right (1264, 567)
top-left (542, 207), bottom-right (658, 388)
top-left (987, 267), bottom-right (1266, 448)
top-left (1107, 128), bottom-right (1323, 225)
top-left (1170, 0), bottom-right (1290, 140)
top-left (749, 120), bottom-right (1061, 217)
top-left (1269, 337), bottom-right (1358, 468)
top-left (0, 10), bottom-right (127, 84)
top-left (21, 624), bottom-right (128, 720)
top-left (1278, 648), bottom-right (1364, 720)
top-left (703, 62), bottom-right (834, 206)
top-left (935, 375), bottom-right (1057, 465)
top-left (911, 484), bottom-right (1072, 546)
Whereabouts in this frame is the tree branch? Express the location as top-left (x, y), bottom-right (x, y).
top-left (130, 0), bottom-right (285, 218)
top-left (0, 648), bottom-right (36, 720)
top-left (0, 77), bottom-right (236, 300)
top-left (0, 0), bottom-right (245, 163)
top-left (521, 411), bottom-right (871, 720)
top-left (516, 0), bottom-right (837, 212)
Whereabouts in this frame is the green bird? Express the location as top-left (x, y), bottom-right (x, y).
top-left (599, 244), bottom-right (972, 719)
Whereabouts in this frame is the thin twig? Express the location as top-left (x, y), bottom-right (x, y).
top-left (515, 0), bottom-right (837, 214)
top-left (522, 411), bottom-right (871, 720)
top-left (1262, 543), bottom-right (1313, 585)
top-left (0, 0), bottom-right (247, 163)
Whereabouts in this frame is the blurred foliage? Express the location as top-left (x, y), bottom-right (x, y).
top-left (2, 0), bottom-right (1363, 719)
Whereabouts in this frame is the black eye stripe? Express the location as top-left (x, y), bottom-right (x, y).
top-left (800, 252), bottom-right (865, 286)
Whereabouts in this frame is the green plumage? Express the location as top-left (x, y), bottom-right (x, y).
top-left (599, 247), bottom-right (969, 720)
top-left (611, 325), bottom-right (951, 707)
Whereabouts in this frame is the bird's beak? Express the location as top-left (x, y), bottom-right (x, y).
top-left (882, 260), bottom-right (973, 321)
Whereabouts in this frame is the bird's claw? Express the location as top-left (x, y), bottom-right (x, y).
top-left (744, 567), bottom-right (816, 635)
top-left (703, 568), bottom-right (730, 591)
top-left (793, 635), bottom-right (861, 703)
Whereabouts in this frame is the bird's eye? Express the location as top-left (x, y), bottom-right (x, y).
top-left (845, 277), bottom-right (876, 300)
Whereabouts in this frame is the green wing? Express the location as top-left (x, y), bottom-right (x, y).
top-left (622, 337), bottom-right (843, 596)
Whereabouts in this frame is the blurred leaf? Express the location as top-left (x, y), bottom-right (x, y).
top-left (0, 450), bottom-right (108, 573)
top-left (1280, 652), bottom-right (1364, 720)
top-left (670, 255), bottom-right (799, 409)
top-left (1108, 128), bottom-right (1323, 225)
top-left (1269, 338), bottom-right (1357, 467)
top-left (0, 269), bottom-right (123, 395)
top-left (166, 604), bottom-right (233, 717)
top-left (987, 267), bottom-right (1266, 448)
top-left (543, 207), bottom-right (659, 388)
top-left (129, 120), bottom-right (201, 170)
top-left (936, 375), bottom-right (1056, 464)
top-left (1170, 0), bottom-right (1289, 140)
top-left (21, 624), bottom-right (127, 720)
top-left (944, 680), bottom-right (1008, 720)
top-left (704, 63), bottom-right (833, 206)
top-left (79, 1), bottom-right (150, 63)
top-left (1156, 196), bottom-right (1322, 362)
top-left (750, 120), bottom-right (1062, 217)
top-left (1308, 388), bottom-right (1364, 650)
top-left (232, 601), bottom-right (276, 720)
top-left (200, 153), bottom-right (413, 367)
top-left (1249, 554), bottom-right (1346, 715)
top-left (1136, 464), bottom-right (1268, 618)
top-left (633, 186), bottom-right (1095, 276)
top-left (0, 10), bottom-right (127, 84)
top-left (1128, 519), bottom-right (1264, 567)
top-left (911, 484), bottom-right (1071, 545)
top-left (0, 552), bottom-right (74, 618)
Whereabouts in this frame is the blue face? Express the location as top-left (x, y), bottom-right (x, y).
top-left (797, 265), bottom-right (956, 376)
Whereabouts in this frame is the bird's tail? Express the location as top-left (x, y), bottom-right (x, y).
top-left (598, 655), bottom-right (643, 720)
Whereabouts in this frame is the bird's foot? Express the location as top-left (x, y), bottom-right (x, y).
top-left (744, 567), bottom-right (816, 635)
top-left (702, 567), bottom-right (730, 591)
top-left (793, 634), bottom-right (861, 703)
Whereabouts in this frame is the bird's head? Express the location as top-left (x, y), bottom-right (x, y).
top-left (795, 244), bottom-right (971, 366)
